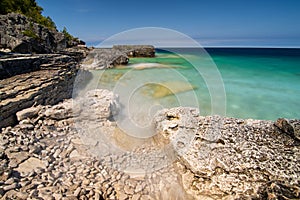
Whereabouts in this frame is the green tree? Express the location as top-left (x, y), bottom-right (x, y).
top-left (62, 27), bottom-right (74, 41)
top-left (0, 0), bottom-right (56, 29)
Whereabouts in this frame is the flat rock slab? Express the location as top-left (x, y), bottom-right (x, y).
top-left (16, 157), bottom-right (46, 175)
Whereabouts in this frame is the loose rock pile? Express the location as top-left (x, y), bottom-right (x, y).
top-left (1, 89), bottom-right (299, 199)
top-left (0, 90), bottom-right (190, 199)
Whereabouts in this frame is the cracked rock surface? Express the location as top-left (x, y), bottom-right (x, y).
top-left (0, 90), bottom-right (299, 199)
top-left (154, 107), bottom-right (300, 199)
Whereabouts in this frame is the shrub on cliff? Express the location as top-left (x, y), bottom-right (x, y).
top-left (62, 27), bottom-right (85, 47)
top-left (0, 0), bottom-right (56, 29)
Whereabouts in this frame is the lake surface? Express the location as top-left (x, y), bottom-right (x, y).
top-left (90, 48), bottom-right (300, 121)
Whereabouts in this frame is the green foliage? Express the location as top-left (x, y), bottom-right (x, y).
top-left (62, 27), bottom-right (74, 41)
top-left (62, 27), bottom-right (80, 46)
top-left (22, 22), bottom-right (39, 39)
top-left (23, 29), bottom-right (38, 39)
top-left (0, 0), bottom-right (56, 29)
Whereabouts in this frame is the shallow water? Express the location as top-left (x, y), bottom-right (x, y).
top-left (91, 48), bottom-right (300, 120)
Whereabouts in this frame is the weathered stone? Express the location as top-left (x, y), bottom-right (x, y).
top-left (154, 107), bottom-right (300, 199)
top-left (275, 118), bottom-right (300, 140)
top-left (81, 49), bottom-right (128, 70)
top-left (0, 13), bottom-right (66, 54)
top-left (3, 182), bottom-right (18, 191)
top-left (113, 45), bottom-right (155, 57)
top-left (0, 53), bottom-right (91, 128)
top-left (132, 194), bottom-right (141, 200)
top-left (6, 151), bottom-right (29, 168)
top-left (117, 191), bottom-right (128, 200)
top-left (44, 99), bottom-right (80, 120)
top-left (73, 187), bottom-right (81, 197)
top-left (78, 89), bottom-right (120, 121)
top-left (16, 157), bottom-right (46, 176)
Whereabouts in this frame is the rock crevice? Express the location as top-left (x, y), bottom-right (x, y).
top-left (0, 48), bottom-right (90, 128)
top-left (0, 13), bottom-right (66, 53)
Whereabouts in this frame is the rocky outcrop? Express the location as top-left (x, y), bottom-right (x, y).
top-left (0, 54), bottom-right (73, 79)
top-left (154, 107), bottom-right (300, 199)
top-left (113, 45), bottom-right (155, 57)
top-left (0, 13), bottom-right (66, 53)
top-left (80, 45), bottom-right (156, 70)
top-left (1, 88), bottom-right (300, 199)
top-left (275, 118), bottom-right (300, 141)
top-left (81, 49), bottom-right (129, 70)
top-left (0, 90), bottom-right (177, 200)
top-left (0, 49), bottom-right (91, 128)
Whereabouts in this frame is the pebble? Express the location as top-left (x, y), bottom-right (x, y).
top-left (132, 194), bottom-right (141, 200)
top-left (73, 187), bottom-right (81, 197)
top-left (3, 182), bottom-right (18, 191)
top-left (4, 178), bottom-right (15, 185)
top-left (0, 94), bottom-right (297, 200)
top-left (124, 185), bottom-right (134, 195)
top-left (135, 184), bottom-right (143, 193)
top-left (118, 192), bottom-right (128, 200)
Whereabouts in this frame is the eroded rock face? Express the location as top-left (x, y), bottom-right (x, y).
top-left (113, 45), bottom-right (155, 57)
top-left (0, 13), bottom-right (66, 53)
top-left (154, 107), bottom-right (300, 199)
top-left (275, 118), bottom-right (300, 141)
top-left (0, 54), bottom-right (73, 79)
top-left (81, 49), bottom-right (129, 70)
top-left (78, 89), bottom-right (120, 121)
top-left (0, 53), bottom-right (91, 128)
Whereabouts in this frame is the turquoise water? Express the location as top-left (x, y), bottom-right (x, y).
top-left (93, 48), bottom-right (300, 120)
top-left (210, 49), bottom-right (300, 120)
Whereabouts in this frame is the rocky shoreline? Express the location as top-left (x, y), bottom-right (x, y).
top-left (0, 15), bottom-right (299, 199)
top-left (0, 91), bottom-right (299, 199)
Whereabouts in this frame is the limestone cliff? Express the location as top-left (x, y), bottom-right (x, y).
top-left (0, 13), bottom-right (78, 53)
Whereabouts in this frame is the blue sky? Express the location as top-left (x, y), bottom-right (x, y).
top-left (36, 0), bottom-right (300, 47)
